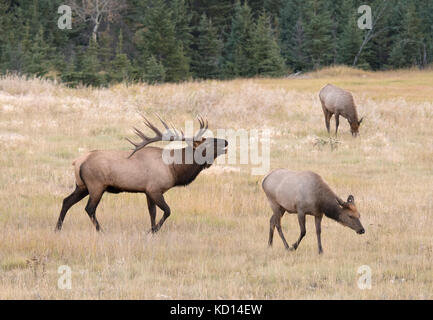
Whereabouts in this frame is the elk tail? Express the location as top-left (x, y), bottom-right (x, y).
top-left (72, 152), bottom-right (92, 188)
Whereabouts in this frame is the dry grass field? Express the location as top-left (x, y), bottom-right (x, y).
top-left (0, 66), bottom-right (432, 299)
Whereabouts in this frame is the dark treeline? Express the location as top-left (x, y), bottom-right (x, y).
top-left (0, 0), bottom-right (432, 86)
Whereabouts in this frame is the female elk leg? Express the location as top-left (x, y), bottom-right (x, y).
top-left (335, 112), bottom-right (340, 136)
top-left (56, 186), bottom-right (89, 231)
top-left (268, 206), bottom-right (286, 248)
top-left (321, 104), bottom-right (332, 134)
top-left (146, 194), bottom-right (157, 233)
top-left (315, 215), bottom-right (323, 254)
top-left (85, 190), bottom-right (105, 232)
top-left (292, 212), bottom-right (306, 250)
top-left (149, 193), bottom-right (171, 233)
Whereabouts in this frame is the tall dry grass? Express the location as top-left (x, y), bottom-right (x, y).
top-left (0, 68), bottom-right (432, 299)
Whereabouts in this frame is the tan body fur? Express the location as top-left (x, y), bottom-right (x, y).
top-left (262, 169), bottom-right (365, 254)
top-left (56, 117), bottom-right (228, 233)
top-left (319, 84), bottom-right (363, 136)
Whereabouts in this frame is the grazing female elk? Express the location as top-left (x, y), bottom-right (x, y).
top-left (319, 84), bottom-right (363, 137)
top-left (55, 116), bottom-right (228, 233)
top-left (262, 169), bottom-right (365, 254)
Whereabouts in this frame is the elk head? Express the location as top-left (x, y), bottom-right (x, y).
top-left (336, 195), bottom-right (365, 234)
top-left (350, 117), bottom-right (363, 137)
top-left (127, 115), bottom-right (228, 166)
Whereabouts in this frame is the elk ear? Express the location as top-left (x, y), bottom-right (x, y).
top-left (347, 195), bottom-right (354, 203)
top-left (358, 117), bottom-right (364, 125)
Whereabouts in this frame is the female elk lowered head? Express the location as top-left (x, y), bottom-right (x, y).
top-left (349, 117), bottom-right (363, 137)
top-left (336, 195), bottom-right (365, 234)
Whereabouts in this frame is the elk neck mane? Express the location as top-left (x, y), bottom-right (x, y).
top-left (169, 147), bottom-right (211, 187)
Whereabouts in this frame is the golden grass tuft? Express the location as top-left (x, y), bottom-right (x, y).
top-left (0, 69), bottom-right (432, 299)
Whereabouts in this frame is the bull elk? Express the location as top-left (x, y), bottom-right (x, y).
top-left (262, 169), bottom-right (365, 254)
top-left (55, 116), bottom-right (228, 233)
top-left (319, 84), bottom-right (363, 137)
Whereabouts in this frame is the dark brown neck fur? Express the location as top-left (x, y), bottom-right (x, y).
top-left (320, 199), bottom-right (342, 221)
top-left (170, 147), bottom-right (211, 187)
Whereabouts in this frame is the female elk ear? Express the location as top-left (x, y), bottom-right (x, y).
top-left (358, 117), bottom-right (364, 125)
top-left (347, 195), bottom-right (354, 203)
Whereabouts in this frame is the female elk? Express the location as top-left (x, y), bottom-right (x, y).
top-left (56, 116), bottom-right (228, 233)
top-left (262, 169), bottom-right (365, 254)
top-left (319, 84), bottom-right (363, 137)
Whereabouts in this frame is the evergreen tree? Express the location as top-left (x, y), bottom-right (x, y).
top-left (251, 12), bottom-right (286, 77)
top-left (279, 0), bottom-right (307, 70)
top-left (389, 1), bottom-right (426, 68)
top-left (223, 0), bottom-right (255, 78)
top-left (144, 55), bottom-right (166, 84)
top-left (326, 0), bottom-right (345, 64)
top-left (303, 0), bottom-right (333, 69)
top-left (192, 14), bottom-right (223, 79)
top-left (171, 0), bottom-right (193, 58)
top-left (24, 27), bottom-right (51, 77)
top-left (110, 31), bottom-right (132, 83)
top-left (337, 1), bottom-right (365, 67)
top-left (264, 0), bottom-right (283, 20)
top-left (134, 0), bottom-right (189, 82)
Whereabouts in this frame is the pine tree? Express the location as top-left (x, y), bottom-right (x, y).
top-left (389, 1), bottom-right (425, 68)
top-left (110, 30), bottom-right (132, 83)
top-left (337, 1), bottom-right (365, 67)
top-left (264, 0), bottom-right (283, 19)
top-left (192, 14), bottom-right (223, 79)
top-left (325, 0), bottom-right (345, 64)
top-left (79, 40), bottom-right (105, 86)
top-left (223, 1), bottom-right (255, 78)
top-left (24, 27), bottom-right (51, 77)
top-left (134, 0), bottom-right (190, 82)
top-left (279, 0), bottom-right (307, 70)
top-left (171, 0), bottom-right (193, 59)
top-left (144, 55), bottom-right (166, 84)
top-left (303, 0), bottom-right (333, 69)
top-left (251, 12), bottom-right (286, 77)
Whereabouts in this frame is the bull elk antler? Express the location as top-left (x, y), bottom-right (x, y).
top-left (127, 114), bottom-right (208, 158)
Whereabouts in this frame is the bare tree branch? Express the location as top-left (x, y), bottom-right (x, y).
top-left (67, 0), bottom-right (127, 43)
top-left (353, 0), bottom-right (389, 66)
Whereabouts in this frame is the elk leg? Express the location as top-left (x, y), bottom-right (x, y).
top-left (315, 215), bottom-right (323, 254)
top-left (322, 104), bottom-right (332, 134)
top-left (292, 212), bottom-right (306, 250)
top-left (146, 194), bottom-right (157, 233)
top-left (85, 191), bottom-right (104, 232)
top-left (268, 205), bottom-right (285, 248)
top-left (150, 193), bottom-right (171, 233)
top-left (335, 113), bottom-right (340, 136)
top-left (56, 186), bottom-right (89, 231)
